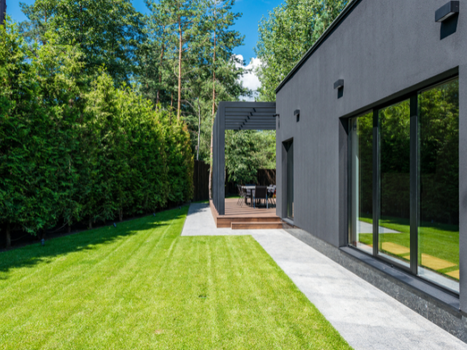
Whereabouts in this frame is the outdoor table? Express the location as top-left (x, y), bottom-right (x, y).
top-left (241, 186), bottom-right (275, 207)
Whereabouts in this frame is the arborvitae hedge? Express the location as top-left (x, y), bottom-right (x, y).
top-left (0, 21), bottom-right (193, 243)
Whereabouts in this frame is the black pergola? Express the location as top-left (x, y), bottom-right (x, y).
top-left (212, 101), bottom-right (277, 215)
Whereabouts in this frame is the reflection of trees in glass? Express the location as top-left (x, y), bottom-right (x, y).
top-left (420, 79), bottom-right (459, 225)
top-left (356, 113), bottom-right (373, 216)
top-left (380, 100), bottom-right (411, 219)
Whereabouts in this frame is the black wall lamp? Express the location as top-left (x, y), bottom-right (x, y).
top-left (436, 1), bottom-right (459, 22)
top-left (294, 109), bottom-right (300, 122)
top-left (334, 79), bottom-right (344, 90)
top-left (273, 113), bottom-right (280, 129)
top-left (334, 79), bottom-right (344, 99)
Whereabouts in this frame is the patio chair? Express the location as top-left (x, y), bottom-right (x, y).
top-left (245, 187), bottom-right (253, 207)
top-left (271, 185), bottom-right (276, 207)
top-left (268, 185), bottom-right (276, 207)
top-left (237, 184), bottom-right (244, 205)
top-left (253, 186), bottom-right (268, 209)
top-left (237, 185), bottom-right (250, 207)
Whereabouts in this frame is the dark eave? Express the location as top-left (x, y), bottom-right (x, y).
top-left (275, 0), bottom-right (362, 94)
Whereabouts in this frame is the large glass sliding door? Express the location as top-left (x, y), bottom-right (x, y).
top-left (349, 77), bottom-right (459, 292)
top-left (378, 99), bottom-right (411, 267)
top-left (418, 79), bottom-right (459, 291)
top-left (349, 112), bottom-right (373, 254)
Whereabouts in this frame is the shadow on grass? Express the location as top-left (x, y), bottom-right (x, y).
top-left (0, 209), bottom-right (186, 280)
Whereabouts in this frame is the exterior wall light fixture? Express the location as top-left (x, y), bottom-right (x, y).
top-left (436, 1), bottom-right (459, 22)
top-left (334, 79), bottom-right (344, 89)
top-left (294, 110), bottom-right (300, 122)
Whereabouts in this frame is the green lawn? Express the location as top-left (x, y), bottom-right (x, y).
top-left (359, 215), bottom-right (459, 278)
top-left (0, 207), bottom-right (351, 350)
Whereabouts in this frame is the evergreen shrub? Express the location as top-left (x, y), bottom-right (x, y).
top-left (0, 21), bottom-right (193, 242)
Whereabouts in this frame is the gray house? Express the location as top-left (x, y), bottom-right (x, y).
top-left (213, 0), bottom-right (466, 341)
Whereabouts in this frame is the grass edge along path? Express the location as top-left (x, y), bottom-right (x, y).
top-left (0, 207), bottom-right (351, 350)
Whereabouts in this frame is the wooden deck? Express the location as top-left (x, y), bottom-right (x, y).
top-left (210, 198), bottom-right (282, 229)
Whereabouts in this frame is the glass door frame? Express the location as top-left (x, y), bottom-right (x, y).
top-left (284, 139), bottom-right (294, 220)
top-left (348, 75), bottom-right (459, 283)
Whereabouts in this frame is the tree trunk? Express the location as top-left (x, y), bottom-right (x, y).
top-left (68, 224), bottom-right (71, 234)
top-left (5, 223), bottom-right (11, 249)
top-left (156, 43), bottom-right (165, 106)
top-left (197, 99), bottom-right (201, 161)
top-left (212, 30), bottom-right (216, 117)
top-left (88, 217), bottom-right (93, 230)
top-left (209, 25), bottom-right (217, 200)
top-left (119, 209), bottom-right (123, 222)
top-left (79, 4), bottom-right (83, 44)
top-left (177, 16), bottom-right (183, 121)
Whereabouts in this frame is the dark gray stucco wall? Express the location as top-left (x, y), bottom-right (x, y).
top-left (275, 0), bottom-right (466, 308)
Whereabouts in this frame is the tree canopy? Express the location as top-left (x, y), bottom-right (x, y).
top-left (255, 0), bottom-right (348, 101)
top-left (20, 0), bottom-right (146, 85)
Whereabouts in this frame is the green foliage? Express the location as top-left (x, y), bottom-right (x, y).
top-left (353, 112), bottom-right (373, 215)
top-left (159, 112), bottom-right (194, 203)
top-left (255, 0), bottom-right (348, 101)
top-left (255, 130), bottom-right (276, 169)
top-left (225, 130), bottom-right (276, 185)
top-left (225, 131), bottom-right (257, 185)
top-left (419, 80), bottom-right (459, 224)
top-left (20, 0), bottom-right (146, 86)
top-left (355, 80), bottom-right (459, 225)
top-left (140, 0), bottom-right (247, 158)
top-left (0, 19), bottom-right (193, 236)
top-left (0, 22), bottom-right (84, 233)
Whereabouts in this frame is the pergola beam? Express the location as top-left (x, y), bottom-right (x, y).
top-left (211, 101), bottom-right (277, 215)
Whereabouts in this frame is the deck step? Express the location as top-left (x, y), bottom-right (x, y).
top-left (217, 217), bottom-right (281, 228)
top-left (231, 222), bottom-right (283, 230)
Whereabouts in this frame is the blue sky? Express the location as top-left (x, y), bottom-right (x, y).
top-left (6, 0), bottom-right (283, 95)
top-left (6, 0), bottom-right (283, 63)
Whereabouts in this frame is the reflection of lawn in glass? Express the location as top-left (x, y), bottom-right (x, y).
top-left (358, 215), bottom-right (459, 280)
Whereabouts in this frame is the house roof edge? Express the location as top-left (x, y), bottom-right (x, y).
top-left (275, 0), bottom-right (363, 94)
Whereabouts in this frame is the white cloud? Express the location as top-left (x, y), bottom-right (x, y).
top-left (235, 54), bottom-right (262, 101)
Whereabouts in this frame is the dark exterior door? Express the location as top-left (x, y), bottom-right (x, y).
top-left (285, 140), bottom-right (294, 219)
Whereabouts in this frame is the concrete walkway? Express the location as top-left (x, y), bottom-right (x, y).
top-left (182, 203), bottom-right (466, 350)
top-left (358, 220), bottom-right (400, 234)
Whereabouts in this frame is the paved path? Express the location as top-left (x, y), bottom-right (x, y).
top-left (358, 220), bottom-right (400, 234)
top-left (182, 203), bottom-right (467, 350)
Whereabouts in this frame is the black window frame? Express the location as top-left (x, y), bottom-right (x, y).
top-left (347, 74), bottom-right (460, 292)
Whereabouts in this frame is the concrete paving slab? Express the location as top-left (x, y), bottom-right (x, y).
top-left (182, 203), bottom-right (467, 349)
top-left (358, 220), bottom-right (400, 234)
top-left (181, 202), bottom-right (276, 236)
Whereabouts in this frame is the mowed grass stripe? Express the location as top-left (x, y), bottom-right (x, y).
top-left (0, 207), bottom-right (351, 350)
top-left (0, 216), bottom-right (150, 310)
top-left (42, 213), bottom-right (181, 349)
top-left (1, 218), bottom-right (162, 348)
top-left (41, 217), bottom-right (176, 349)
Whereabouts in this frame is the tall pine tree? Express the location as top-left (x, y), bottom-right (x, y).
top-left (20, 0), bottom-right (145, 86)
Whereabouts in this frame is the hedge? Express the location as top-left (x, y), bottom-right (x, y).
top-left (0, 21), bottom-right (193, 244)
